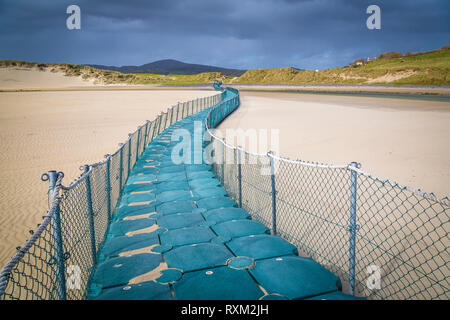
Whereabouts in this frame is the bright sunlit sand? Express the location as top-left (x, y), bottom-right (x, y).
top-left (0, 69), bottom-right (214, 265)
top-left (218, 91), bottom-right (450, 199)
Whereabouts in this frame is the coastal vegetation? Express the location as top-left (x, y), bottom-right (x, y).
top-left (1, 45), bottom-right (448, 86)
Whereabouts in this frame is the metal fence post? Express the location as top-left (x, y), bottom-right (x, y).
top-left (83, 165), bottom-right (97, 266)
top-left (164, 111), bottom-right (168, 129)
top-left (221, 139), bottom-right (225, 184)
top-left (157, 113), bottom-right (163, 134)
top-left (268, 152), bottom-right (277, 235)
top-left (127, 136), bottom-right (132, 175)
top-left (42, 170), bottom-right (66, 300)
top-left (119, 144), bottom-right (123, 189)
top-left (143, 120), bottom-right (149, 149)
top-left (105, 155), bottom-right (112, 221)
top-left (136, 127), bottom-right (141, 163)
top-left (348, 161), bottom-right (360, 296)
top-left (151, 118), bottom-right (157, 140)
top-left (237, 147), bottom-right (242, 208)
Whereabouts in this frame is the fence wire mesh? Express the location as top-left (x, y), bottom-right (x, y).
top-left (2, 85), bottom-right (447, 300)
top-left (205, 87), bottom-right (449, 300)
top-left (0, 91), bottom-right (223, 300)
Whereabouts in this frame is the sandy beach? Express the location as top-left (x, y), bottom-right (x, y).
top-left (218, 91), bottom-right (450, 199)
top-left (0, 69), bottom-right (215, 266)
top-left (0, 68), bottom-right (449, 282)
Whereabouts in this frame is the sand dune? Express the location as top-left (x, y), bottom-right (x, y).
top-left (0, 67), bottom-right (98, 89)
top-left (218, 91), bottom-right (450, 199)
top-left (0, 76), bottom-right (214, 266)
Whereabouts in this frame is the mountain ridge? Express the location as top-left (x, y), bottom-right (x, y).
top-left (87, 59), bottom-right (246, 77)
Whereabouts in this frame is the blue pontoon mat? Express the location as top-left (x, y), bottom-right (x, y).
top-left (173, 266), bottom-right (263, 300)
top-left (87, 90), bottom-right (363, 300)
top-left (226, 234), bottom-right (298, 260)
top-left (164, 243), bottom-right (233, 272)
top-left (249, 256), bottom-right (342, 300)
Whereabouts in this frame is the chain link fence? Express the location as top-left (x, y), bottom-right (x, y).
top-left (1, 85), bottom-right (448, 300)
top-left (0, 91), bottom-right (223, 300)
top-left (206, 87), bottom-right (449, 300)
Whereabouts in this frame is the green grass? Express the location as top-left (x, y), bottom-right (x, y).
top-left (234, 46), bottom-right (450, 86)
top-left (0, 60), bottom-right (228, 85)
top-left (131, 72), bottom-right (231, 85)
top-left (1, 46), bottom-right (449, 86)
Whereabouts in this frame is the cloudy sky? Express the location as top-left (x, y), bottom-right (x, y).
top-left (0, 0), bottom-right (449, 70)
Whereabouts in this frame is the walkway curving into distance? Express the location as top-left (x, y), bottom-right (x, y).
top-left (86, 87), bottom-right (363, 300)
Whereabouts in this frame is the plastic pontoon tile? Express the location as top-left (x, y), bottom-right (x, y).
top-left (189, 178), bottom-right (221, 190)
top-left (211, 220), bottom-right (270, 239)
top-left (89, 281), bottom-right (172, 300)
top-left (157, 172), bottom-right (186, 182)
top-left (227, 256), bottom-right (255, 270)
top-left (157, 212), bottom-right (205, 230)
top-left (140, 155), bottom-right (162, 162)
top-left (158, 165), bottom-right (185, 175)
top-left (131, 167), bottom-right (158, 175)
top-left (259, 294), bottom-right (289, 300)
top-left (108, 218), bottom-right (157, 236)
top-left (114, 204), bottom-right (155, 221)
top-left (249, 256), bottom-right (341, 300)
top-left (160, 226), bottom-right (216, 247)
top-left (306, 291), bottom-right (366, 300)
top-left (184, 164), bottom-right (212, 173)
top-left (119, 192), bottom-right (155, 206)
top-left (202, 207), bottom-right (251, 224)
top-left (164, 243), bottom-right (233, 272)
top-left (186, 171), bottom-right (215, 180)
top-left (158, 159), bottom-right (180, 166)
top-left (98, 235), bottom-right (160, 262)
top-left (89, 253), bottom-right (163, 289)
top-left (192, 187), bottom-right (228, 200)
top-left (156, 181), bottom-right (190, 193)
top-left (126, 174), bottom-right (157, 185)
top-left (156, 201), bottom-right (197, 215)
top-left (188, 178), bottom-right (221, 189)
top-left (172, 266), bottom-right (263, 300)
top-left (196, 197), bottom-right (238, 210)
top-left (226, 234), bottom-right (298, 260)
top-left (122, 183), bottom-right (155, 194)
top-left (156, 190), bottom-right (192, 204)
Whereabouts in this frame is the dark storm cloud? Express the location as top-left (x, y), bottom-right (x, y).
top-left (0, 0), bottom-right (448, 69)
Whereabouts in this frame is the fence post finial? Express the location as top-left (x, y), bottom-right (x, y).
top-left (83, 165), bottom-right (97, 266)
top-left (348, 161), bottom-right (360, 296)
top-left (41, 170), bottom-right (67, 300)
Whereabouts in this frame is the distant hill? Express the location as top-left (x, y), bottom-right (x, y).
top-left (87, 59), bottom-right (246, 77)
top-left (0, 60), bottom-right (230, 86)
top-left (2, 45), bottom-right (448, 86)
top-left (234, 45), bottom-right (450, 86)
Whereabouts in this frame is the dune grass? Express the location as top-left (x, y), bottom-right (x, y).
top-left (234, 47), bottom-right (450, 86)
top-left (1, 46), bottom-right (449, 86)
